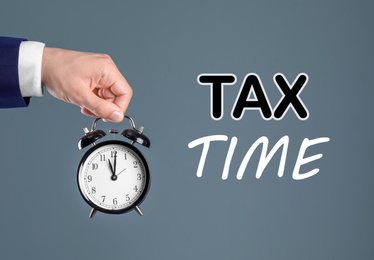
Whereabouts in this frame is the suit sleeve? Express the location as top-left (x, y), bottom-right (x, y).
top-left (0, 36), bottom-right (30, 108)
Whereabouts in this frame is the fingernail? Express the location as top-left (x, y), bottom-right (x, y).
top-left (110, 111), bottom-right (123, 122)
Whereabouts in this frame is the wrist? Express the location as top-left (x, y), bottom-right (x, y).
top-left (41, 47), bottom-right (55, 86)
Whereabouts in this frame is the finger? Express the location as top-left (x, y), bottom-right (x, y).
top-left (75, 88), bottom-right (124, 122)
top-left (81, 107), bottom-right (97, 118)
top-left (97, 69), bottom-right (133, 114)
top-left (98, 88), bottom-right (116, 100)
top-left (81, 107), bottom-right (110, 122)
top-left (108, 80), bottom-right (133, 114)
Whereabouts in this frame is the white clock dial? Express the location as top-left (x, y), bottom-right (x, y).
top-left (77, 141), bottom-right (149, 213)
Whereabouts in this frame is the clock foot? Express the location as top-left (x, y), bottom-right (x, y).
top-left (135, 206), bottom-right (143, 216)
top-left (89, 208), bottom-right (98, 218)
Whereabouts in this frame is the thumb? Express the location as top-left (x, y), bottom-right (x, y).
top-left (77, 89), bottom-right (124, 122)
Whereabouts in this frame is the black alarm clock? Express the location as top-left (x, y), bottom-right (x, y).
top-left (77, 116), bottom-right (150, 218)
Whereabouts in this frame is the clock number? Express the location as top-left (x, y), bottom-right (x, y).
top-left (125, 194), bottom-right (130, 201)
top-left (87, 175), bottom-right (92, 182)
top-left (113, 198), bottom-right (118, 205)
top-left (91, 187), bottom-right (96, 194)
top-left (137, 173), bottom-right (142, 180)
top-left (111, 151), bottom-right (117, 158)
top-left (133, 185), bottom-right (138, 192)
top-left (100, 154), bottom-right (106, 161)
top-left (133, 161), bottom-right (138, 168)
top-left (124, 153), bottom-right (127, 160)
top-left (92, 163), bottom-right (98, 170)
top-left (101, 195), bottom-right (106, 202)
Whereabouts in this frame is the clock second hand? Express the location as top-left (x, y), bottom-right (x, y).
top-left (117, 168), bottom-right (127, 176)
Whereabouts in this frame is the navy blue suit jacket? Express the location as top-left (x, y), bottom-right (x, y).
top-left (0, 36), bottom-right (30, 108)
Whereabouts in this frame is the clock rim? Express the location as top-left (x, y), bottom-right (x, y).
top-left (77, 140), bottom-right (151, 215)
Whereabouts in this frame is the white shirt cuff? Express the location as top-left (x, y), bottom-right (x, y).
top-left (18, 41), bottom-right (45, 97)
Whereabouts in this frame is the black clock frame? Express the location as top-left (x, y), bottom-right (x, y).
top-left (77, 140), bottom-right (151, 215)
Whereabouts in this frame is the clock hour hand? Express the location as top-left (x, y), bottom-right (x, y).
top-left (108, 160), bottom-right (117, 181)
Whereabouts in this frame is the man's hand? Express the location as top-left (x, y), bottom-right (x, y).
top-left (41, 47), bottom-right (132, 122)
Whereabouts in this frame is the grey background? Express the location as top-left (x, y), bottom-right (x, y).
top-left (0, 0), bottom-right (373, 259)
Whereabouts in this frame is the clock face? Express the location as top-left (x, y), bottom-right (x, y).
top-left (77, 140), bottom-right (150, 214)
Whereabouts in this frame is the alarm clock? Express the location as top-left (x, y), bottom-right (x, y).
top-left (77, 116), bottom-right (150, 218)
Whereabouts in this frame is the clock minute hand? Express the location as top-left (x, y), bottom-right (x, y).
top-left (113, 151), bottom-right (117, 175)
top-left (108, 160), bottom-right (117, 181)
